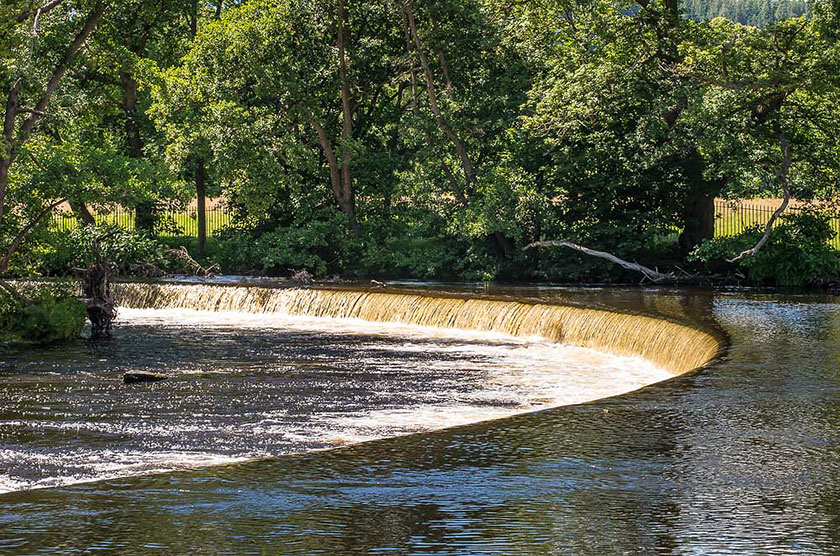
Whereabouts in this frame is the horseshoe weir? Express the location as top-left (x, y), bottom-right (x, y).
top-left (4, 283), bottom-right (840, 554)
top-left (114, 282), bottom-right (723, 374)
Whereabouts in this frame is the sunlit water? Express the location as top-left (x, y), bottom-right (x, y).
top-left (0, 306), bottom-right (669, 494)
top-left (4, 287), bottom-right (840, 554)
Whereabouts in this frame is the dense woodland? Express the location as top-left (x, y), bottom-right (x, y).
top-left (683, 0), bottom-right (811, 27)
top-left (1, 0), bottom-right (840, 294)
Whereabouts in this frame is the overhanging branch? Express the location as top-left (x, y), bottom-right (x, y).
top-left (524, 240), bottom-right (674, 282)
top-left (728, 130), bottom-right (791, 263)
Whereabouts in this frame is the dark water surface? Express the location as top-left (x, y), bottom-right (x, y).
top-left (2, 286), bottom-right (840, 554)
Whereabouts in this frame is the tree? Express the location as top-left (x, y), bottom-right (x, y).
top-left (1, 1), bottom-right (108, 272)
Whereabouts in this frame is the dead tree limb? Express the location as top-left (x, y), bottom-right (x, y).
top-left (728, 130), bottom-right (791, 263)
top-left (165, 246), bottom-right (217, 276)
top-left (77, 233), bottom-right (117, 338)
top-left (524, 240), bottom-right (675, 282)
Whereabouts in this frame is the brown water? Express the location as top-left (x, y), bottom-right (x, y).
top-left (2, 282), bottom-right (840, 554)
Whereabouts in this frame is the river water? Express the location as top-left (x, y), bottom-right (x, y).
top-left (2, 284), bottom-right (840, 554)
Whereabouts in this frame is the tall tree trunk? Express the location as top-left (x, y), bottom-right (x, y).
top-left (404, 0), bottom-right (474, 189)
top-left (336, 0), bottom-right (359, 238)
top-left (120, 70), bottom-right (154, 231)
top-left (196, 159), bottom-right (207, 257)
top-left (0, 159), bottom-right (11, 230)
top-left (678, 193), bottom-right (717, 251)
top-left (312, 120), bottom-right (359, 237)
top-left (406, 39), bottom-right (466, 204)
top-left (678, 148), bottom-right (724, 252)
top-left (69, 200), bottom-right (96, 226)
top-left (189, 0), bottom-right (199, 36)
top-left (0, 79), bottom-right (21, 230)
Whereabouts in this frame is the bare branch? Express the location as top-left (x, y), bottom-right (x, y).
top-left (728, 130), bottom-right (792, 263)
top-left (524, 240), bottom-right (674, 282)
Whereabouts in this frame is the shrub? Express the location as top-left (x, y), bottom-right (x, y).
top-left (215, 217), bottom-right (354, 276)
top-left (691, 210), bottom-right (840, 286)
top-left (38, 226), bottom-right (168, 276)
top-left (0, 282), bottom-right (86, 344)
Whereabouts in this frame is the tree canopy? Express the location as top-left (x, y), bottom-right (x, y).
top-left (1, 0), bottom-right (838, 284)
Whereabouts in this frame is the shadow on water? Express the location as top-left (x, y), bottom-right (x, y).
top-left (2, 286), bottom-right (840, 553)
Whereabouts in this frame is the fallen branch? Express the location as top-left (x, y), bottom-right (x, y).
top-left (524, 240), bottom-right (674, 283)
top-left (728, 130), bottom-right (791, 263)
top-left (165, 246), bottom-right (217, 276)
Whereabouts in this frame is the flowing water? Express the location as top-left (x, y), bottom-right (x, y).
top-left (2, 283), bottom-right (840, 554)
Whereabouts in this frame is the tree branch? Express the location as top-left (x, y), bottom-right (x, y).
top-left (19, 3), bottom-right (108, 143)
top-left (15, 0), bottom-right (65, 24)
top-left (728, 130), bottom-right (792, 263)
top-left (524, 240), bottom-right (674, 283)
top-left (0, 197), bottom-right (66, 274)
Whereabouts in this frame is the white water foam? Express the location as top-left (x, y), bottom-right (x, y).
top-left (0, 307), bottom-right (672, 494)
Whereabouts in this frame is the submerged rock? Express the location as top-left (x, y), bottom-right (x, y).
top-left (123, 372), bottom-right (168, 384)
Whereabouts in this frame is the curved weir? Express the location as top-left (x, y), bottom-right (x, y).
top-left (115, 283), bottom-right (722, 375)
top-left (1, 282), bottom-right (725, 494)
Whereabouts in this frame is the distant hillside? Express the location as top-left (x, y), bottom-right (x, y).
top-left (682, 0), bottom-right (810, 27)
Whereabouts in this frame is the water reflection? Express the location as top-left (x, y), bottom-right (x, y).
top-left (2, 288), bottom-right (840, 554)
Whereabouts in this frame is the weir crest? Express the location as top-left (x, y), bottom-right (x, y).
top-left (114, 283), bottom-right (722, 375)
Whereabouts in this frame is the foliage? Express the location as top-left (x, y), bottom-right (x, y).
top-left (1, 0), bottom-right (840, 286)
top-left (682, 0), bottom-right (811, 28)
top-left (691, 210), bottom-right (840, 285)
top-left (0, 282), bottom-right (86, 344)
top-left (37, 226), bottom-right (168, 276)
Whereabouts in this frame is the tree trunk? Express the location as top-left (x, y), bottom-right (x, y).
top-left (69, 200), bottom-right (96, 226)
top-left (678, 193), bottom-right (716, 252)
top-left (120, 69), bottom-right (154, 231)
top-left (196, 159), bottom-right (207, 257)
top-left (312, 120), bottom-right (360, 237)
top-left (0, 159), bottom-right (10, 230)
top-left (1, 79), bottom-right (21, 230)
top-left (404, 0), bottom-right (474, 189)
top-left (678, 148), bottom-right (724, 252)
top-left (336, 0), bottom-right (359, 238)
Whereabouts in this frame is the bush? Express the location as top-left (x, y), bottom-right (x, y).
top-left (215, 217), bottom-right (354, 276)
top-left (691, 210), bottom-right (840, 286)
top-left (38, 226), bottom-right (168, 276)
top-left (0, 282), bottom-right (86, 344)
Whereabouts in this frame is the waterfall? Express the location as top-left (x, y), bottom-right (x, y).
top-left (114, 283), bottom-right (722, 374)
